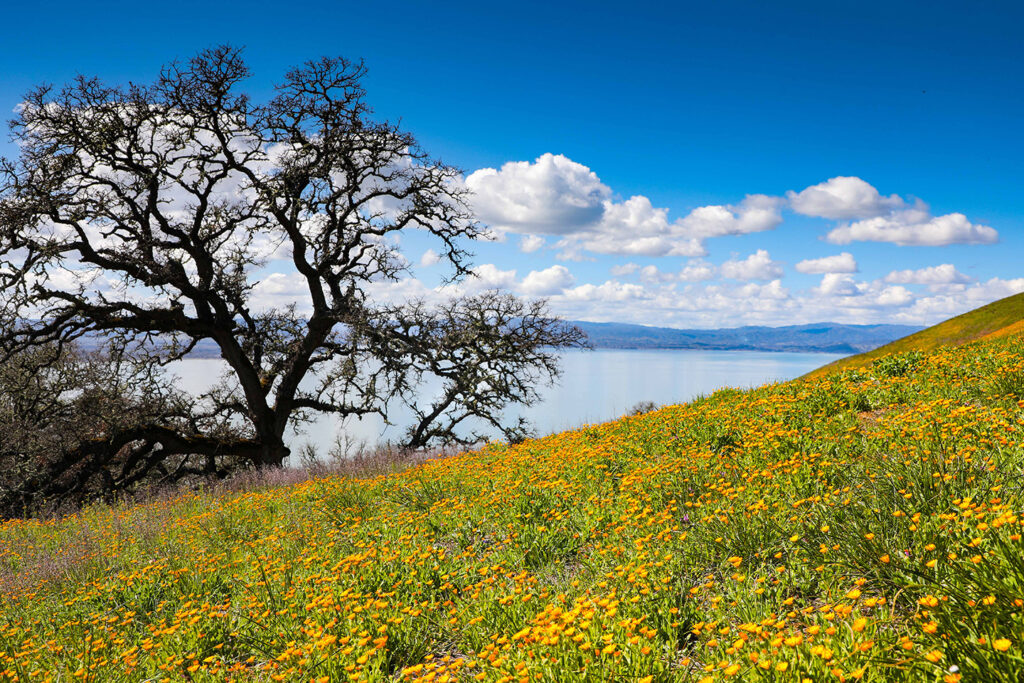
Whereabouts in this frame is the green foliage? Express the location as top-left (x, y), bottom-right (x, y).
top-left (988, 369), bottom-right (1024, 401)
top-left (871, 350), bottom-right (926, 378)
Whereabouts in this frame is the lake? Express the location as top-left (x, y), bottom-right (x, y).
top-left (171, 349), bottom-right (844, 455)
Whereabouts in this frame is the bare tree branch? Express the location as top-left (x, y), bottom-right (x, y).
top-left (0, 46), bottom-right (585, 509)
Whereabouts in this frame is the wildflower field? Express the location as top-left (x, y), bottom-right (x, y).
top-left (3, 335), bottom-right (1024, 682)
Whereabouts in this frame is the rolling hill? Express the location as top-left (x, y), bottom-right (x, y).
top-left (5, 316), bottom-right (1024, 681)
top-left (806, 291), bottom-right (1024, 377)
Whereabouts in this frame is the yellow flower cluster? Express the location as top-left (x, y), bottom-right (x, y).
top-left (2, 337), bottom-right (1024, 681)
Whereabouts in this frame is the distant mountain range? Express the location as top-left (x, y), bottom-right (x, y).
top-left (75, 321), bottom-right (922, 357)
top-left (569, 321), bottom-right (922, 354)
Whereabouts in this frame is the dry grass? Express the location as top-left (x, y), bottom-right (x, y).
top-left (0, 440), bottom-right (464, 599)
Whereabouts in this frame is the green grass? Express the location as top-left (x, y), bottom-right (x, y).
top-left (2, 333), bottom-right (1024, 681)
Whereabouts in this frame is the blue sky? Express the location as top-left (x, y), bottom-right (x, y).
top-left (2, 0), bottom-right (1021, 327)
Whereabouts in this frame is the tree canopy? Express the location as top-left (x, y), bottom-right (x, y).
top-left (0, 45), bottom-right (585, 497)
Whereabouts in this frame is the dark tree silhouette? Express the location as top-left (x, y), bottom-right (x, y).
top-left (0, 343), bottom-right (252, 517)
top-left (0, 46), bottom-right (586, 485)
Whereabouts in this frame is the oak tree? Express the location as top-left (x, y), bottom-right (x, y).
top-left (0, 46), bottom-right (585, 484)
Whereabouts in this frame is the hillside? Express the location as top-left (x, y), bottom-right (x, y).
top-left (3, 333), bottom-right (1024, 680)
top-left (806, 291), bottom-right (1024, 378)
top-left (571, 321), bottom-right (920, 353)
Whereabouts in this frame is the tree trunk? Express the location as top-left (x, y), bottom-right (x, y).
top-left (254, 417), bottom-right (290, 468)
top-left (256, 435), bottom-right (290, 468)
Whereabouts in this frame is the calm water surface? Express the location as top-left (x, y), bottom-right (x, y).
top-left (172, 349), bottom-right (844, 454)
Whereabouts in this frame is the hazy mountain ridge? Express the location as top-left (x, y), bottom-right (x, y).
top-left (571, 321), bottom-right (922, 353)
top-left (72, 321), bottom-right (923, 357)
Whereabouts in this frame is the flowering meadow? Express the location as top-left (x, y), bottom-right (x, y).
top-left (3, 336), bottom-right (1024, 682)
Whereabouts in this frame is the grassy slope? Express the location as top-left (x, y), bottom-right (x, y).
top-left (3, 335), bottom-right (1024, 681)
top-left (805, 291), bottom-right (1024, 378)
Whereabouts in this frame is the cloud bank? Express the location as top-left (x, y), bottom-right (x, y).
top-left (467, 159), bottom-right (999, 259)
top-left (244, 153), bottom-right (1010, 330)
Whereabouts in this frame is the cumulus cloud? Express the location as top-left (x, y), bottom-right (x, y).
top-left (615, 261), bottom-right (718, 284)
top-left (466, 263), bottom-right (517, 291)
top-left (678, 260), bottom-right (718, 282)
top-left (677, 194), bottom-right (784, 238)
top-left (569, 195), bottom-right (706, 258)
top-left (561, 280), bottom-right (649, 304)
top-left (544, 278), bottom-right (794, 327)
top-left (736, 279), bottom-right (789, 301)
top-left (520, 265), bottom-right (575, 296)
top-left (637, 265), bottom-right (677, 283)
top-left (465, 153), bottom-right (609, 235)
top-left (795, 252), bottom-right (858, 274)
top-left (883, 264), bottom-right (972, 285)
top-left (892, 277), bottom-right (1024, 323)
top-left (720, 250), bottom-right (784, 281)
top-left (354, 269), bottom-right (1024, 331)
top-left (467, 158), bottom-right (1001, 257)
top-left (810, 275), bottom-right (914, 308)
top-left (242, 156), bottom-right (1011, 329)
top-left (519, 234), bottom-right (545, 253)
top-left (466, 154), bottom-right (783, 260)
top-left (873, 285), bottom-right (915, 307)
top-left (827, 210), bottom-right (998, 247)
top-left (788, 176), bottom-right (904, 220)
top-left (815, 273), bottom-right (859, 296)
top-left (785, 176), bottom-right (999, 247)
top-left (419, 248), bottom-right (441, 267)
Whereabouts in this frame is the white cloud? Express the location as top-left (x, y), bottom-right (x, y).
top-left (805, 276), bottom-right (913, 312)
top-left (678, 260), bottom-right (717, 282)
top-left (616, 260), bottom-right (718, 284)
top-left (795, 252), bottom-right (858, 274)
top-left (892, 277), bottom-right (1024, 323)
top-left (638, 265), bottom-right (675, 283)
top-left (419, 248), bottom-right (441, 267)
top-left (788, 176), bottom-right (904, 220)
top-left (519, 265), bottom-right (575, 296)
top-left (251, 272), bottom-right (313, 312)
top-left (571, 195), bottom-right (706, 258)
top-left (815, 273), bottom-right (858, 296)
top-left (787, 176), bottom-right (998, 247)
top-left (466, 263), bottom-right (517, 291)
top-left (827, 210), bottom-right (998, 247)
top-left (357, 270), bottom-right (1023, 330)
top-left (546, 278), bottom-right (794, 326)
top-left (813, 277), bottom-right (917, 310)
top-left (737, 279), bottom-right (789, 301)
top-left (364, 277), bottom-right (437, 306)
top-left (519, 234), bottom-right (545, 253)
top-left (465, 153), bottom-right (609, 235)
top-left (883, 264), bottom-right (972, 285)
top-left (874, 285), bottom-right (915, 307)
top-left (246, 158), bottom-right (1010, 328)
top-left (677, 194), bottom-right (783, 238)
top-left (720, 249), bottom-right (784, 281)
top-left (469, 163), bottom-right (999, 253)
top-left (562, 280), bottom-right (649, 303)
top-left (466, 154), bottom-right (781, 260)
